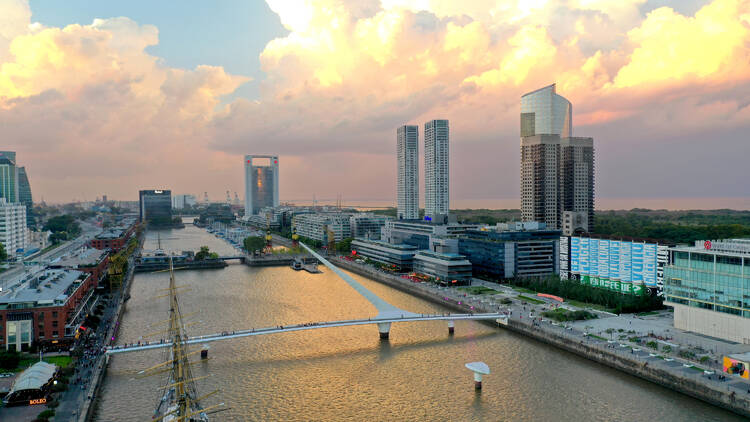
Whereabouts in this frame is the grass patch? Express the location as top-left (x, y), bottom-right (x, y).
top-left (542, 308), bottom-right (598, 322)
top-left (564, 299), bottom-right (613, 313)
top-left (517, 295), bottom-right (545, 304)
top-left (512, 286), bottom-right (537, 294)
top-left (687, 365), bottom-right (705, 372)
top-left (15, 356), bottom-right (72, 372)
top-left (458, 286), bottom-right (499, 295)
top-left (588, 334), bottom-right (608, 341)
top-left (637, 311), bottom-right (660, 316)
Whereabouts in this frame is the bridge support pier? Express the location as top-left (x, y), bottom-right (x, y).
top-left (377, 322), bottom-right (391, 340)
top-left (448, 320), bottom-right (455, 335)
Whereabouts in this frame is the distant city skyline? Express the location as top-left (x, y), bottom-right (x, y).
top-left (1, 0), bottom-right (749, 205)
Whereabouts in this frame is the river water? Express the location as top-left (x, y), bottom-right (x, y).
top-left (95, 225), bottom-right (742, 421)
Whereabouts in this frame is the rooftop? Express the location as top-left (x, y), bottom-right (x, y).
top-left (8, 362), bottom-right (57, 394)
top-left (0, 269), bottom-right (87, 307)
top-left (352, 239), bottom-right (418, 251)
top-left (53, 248), bottom-right (108, 268)
top-left (416, 250), bottom-right (469, 261)
top-left (672, 239), bottom-right (750, 256)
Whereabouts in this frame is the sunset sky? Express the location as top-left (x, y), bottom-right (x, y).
top-left (1, 0), bottom-right (749, 206)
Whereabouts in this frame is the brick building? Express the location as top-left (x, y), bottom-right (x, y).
top-left (0, 269), bottom-right (96, 351)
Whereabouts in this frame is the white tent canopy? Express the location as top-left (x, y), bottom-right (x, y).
top-left (8, 361), bottom-right (57, 394)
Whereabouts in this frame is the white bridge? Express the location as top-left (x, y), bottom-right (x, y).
top-left (106, 242), bottom-right (508, 355)
top-left (106, 313), bottom-right (507, 354)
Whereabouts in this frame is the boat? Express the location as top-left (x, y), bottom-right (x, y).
top-left (291, 258), bottom-right (303, 271)
top-left (151, 258), bottom-right (220, 421)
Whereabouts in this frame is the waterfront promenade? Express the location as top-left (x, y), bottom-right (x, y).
top-left (331, 257), bottom-right (750, 418)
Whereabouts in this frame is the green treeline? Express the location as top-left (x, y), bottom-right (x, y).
top-left (594, 211), bottom-right (750, 244)
top-left (43, 214), bottom-right (82, 243)
top-left (512, 276), bottom-right (662, 314)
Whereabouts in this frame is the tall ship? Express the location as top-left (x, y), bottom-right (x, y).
top-left (151, 259), bottom-right (222, 421)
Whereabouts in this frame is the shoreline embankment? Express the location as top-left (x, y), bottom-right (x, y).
top-left (332, 257), bottom-right (750, 419)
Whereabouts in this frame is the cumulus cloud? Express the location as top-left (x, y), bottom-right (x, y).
top-left (0, 0), bottom-right (749, 203)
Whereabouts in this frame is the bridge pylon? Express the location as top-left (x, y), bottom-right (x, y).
top-left (448, 320), bottom-right (455, 335)
top-left (377, 322), bottom-right (391, 340)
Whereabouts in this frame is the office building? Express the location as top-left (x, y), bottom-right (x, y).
top-left (0, 151), bottom-right (18, 203)
top-left (563, 235), bottom-right (671, 295)
top-left (381, 220), bottom-right (482, 251)
top-left (350, 239), bottom-right (418, 271)
top-left (457, 223), bottom-right (561, 279)
top-left (520, 84), bottom-right (594, 231)
top-left (172, 194), bottom-right (197, 209)
top-left (0, 269), bottom-right (94, 351)
top-left (244, 155), bottom-right (280, 216)
top-left (0, 198), bottom-right (27, 258)
top-left (17, 167), bottom-right (33, 228)
top-left (138, 190), bottom-right (172, 225)
top-left (424, 120), bottom-right (449, 222)
top-left (293, 213), bottom-right (351, 243)
top-left (664, 239), bottom-right (750, 343)
top-left (349, 214), bottom-right (389, 240)
top-left (413, 251), bottom-right (473, 285)
top-left (397, 125), bottom-right (419, 220)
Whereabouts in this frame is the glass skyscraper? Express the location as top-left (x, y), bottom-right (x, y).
top-left (244, 155), bottom-right (280, 216)
top-left (17, 167), bottom-right (33, 228)
top-left (0, 151), bottom-right (18, 204)
top-left (520, 84), bottom-right (572, 138)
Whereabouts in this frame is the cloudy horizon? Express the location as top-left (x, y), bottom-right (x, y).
top-left (2, 0), bottom-right (749, 206)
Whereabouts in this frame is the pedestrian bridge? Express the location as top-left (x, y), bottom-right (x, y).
top-left (105, 312), bottom-right (508, 355)
top-left (107, 242), bottom-right (508, 356)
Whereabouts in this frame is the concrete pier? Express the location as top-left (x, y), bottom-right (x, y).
top-left (448, 320), bottom-right (455, 335)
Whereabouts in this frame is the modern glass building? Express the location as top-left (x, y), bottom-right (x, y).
top-left (664, 239), bottom-right (750, 343)
top-left (424, 120), bottom-right (449, 222)
top-left (0, 151), bottom-right (18, 203)
top-left (413, 251), bottom-right (472, 285)
top-left (17, 167), bottom-right (33, 228)
top-left (139, 190), bottom-right (172, 225)
top-left (520, 84), bottom-right (571, 138)
top-left (244, 155), bottom-right (280, 216)
top-left (457, 225), bottom-right (561, 279)
top-left (351, 239), bottom-right (418, 271)
top-left (397, 125), bottom-right (419, 220)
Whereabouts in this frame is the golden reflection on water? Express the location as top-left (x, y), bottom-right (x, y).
top-left (95, 226), bottom-right (743, 421)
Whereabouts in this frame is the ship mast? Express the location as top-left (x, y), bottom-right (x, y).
top-left (153, 257), bottom-right (206, 421)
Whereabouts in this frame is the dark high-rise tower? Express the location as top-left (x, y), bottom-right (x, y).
top-left (520, 84), bottom-right (594, 231)
top-left (17, 167), bottom-right (34, 228)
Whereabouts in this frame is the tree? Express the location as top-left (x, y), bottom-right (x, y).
top-left (243, 236), bottom-right (266, 252)
top-left (0, 242), bottom-right (7, 262)
top-left (195, 246), bottom-right (211, 261)
top-left (0, 350), bottom-right (20, 369)
top-left (336, 238), bottom-right (353, 253)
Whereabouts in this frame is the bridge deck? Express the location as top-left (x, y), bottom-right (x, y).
top-left (105, 313), bottom-right (507, 355)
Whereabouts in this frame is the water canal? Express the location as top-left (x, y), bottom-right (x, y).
top-left (95, 224), bottom-right (742, 421)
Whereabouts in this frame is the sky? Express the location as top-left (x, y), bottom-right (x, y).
top-left (1, 0), bottom-right (749, 206)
